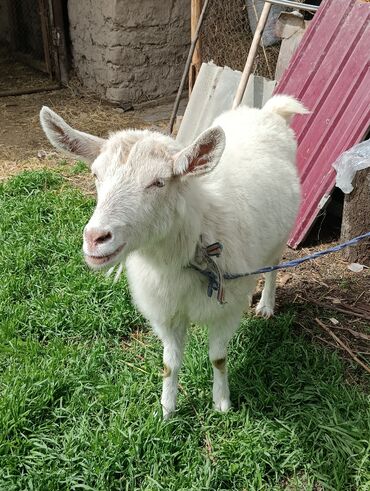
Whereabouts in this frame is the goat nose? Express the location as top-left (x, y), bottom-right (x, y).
top-left (84, 227), bottom-right (113, 248)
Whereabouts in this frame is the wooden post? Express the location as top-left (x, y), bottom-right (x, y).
top-left (341, 168), bottom-right (370, 265)
top-left (189, 0), bottom-right (202, 94)
top-left (38, 0), bottom-right (53, 78)
top-left (232, 1), bottom-right (272, 109)
top-left (168, 0), bottom-right (210, 134)
top-left (51, 0), bottom-right (70, 85)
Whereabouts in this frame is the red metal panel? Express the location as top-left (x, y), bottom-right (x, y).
top-left (274, 0), bottom-right (370, 248)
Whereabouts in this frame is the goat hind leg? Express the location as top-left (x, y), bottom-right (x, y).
top-left (256, 269), bottom-right (278, 318)
top-left (255, 247), bottom-right (285, 318)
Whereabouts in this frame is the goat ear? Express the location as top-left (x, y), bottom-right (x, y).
top-left (173, 126), bottom-right (225, 177)
top-left (39, 106), bottom-right (106, 163)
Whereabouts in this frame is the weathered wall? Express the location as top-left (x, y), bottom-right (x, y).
top-left (68, 0), bottom-right (190, 103)
top-left (68, 0), bottom-right (116, 97)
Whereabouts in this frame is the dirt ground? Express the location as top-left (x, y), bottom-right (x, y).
top-left (0, 58), bottom-right (369, 376)
top-left (0, 84), bottom-right (177, 179)
top-left (0, 47), bottom-right (184, 183)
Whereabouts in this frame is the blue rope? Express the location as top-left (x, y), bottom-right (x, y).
top-left (225, 231), bottom-right (370, 278)
top-left (190, 232), bottom-right (370, 303)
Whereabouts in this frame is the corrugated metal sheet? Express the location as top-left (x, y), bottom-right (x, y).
top-left (177, 62), bottom-right (275, 146)
top-left (274, 0), bottom-right (370, 248)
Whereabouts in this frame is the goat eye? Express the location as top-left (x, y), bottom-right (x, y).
top-left (147, 179), bottom-right (165, 189)
top-left (92, 173), bottom-right (97, 179)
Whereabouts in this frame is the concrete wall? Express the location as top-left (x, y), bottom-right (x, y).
top-left (68, 0), bottom-right (190, 104)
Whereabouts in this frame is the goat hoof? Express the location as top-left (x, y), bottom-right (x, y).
top-left (162, 406), bottom-right (175, 420)
top-left (214, 398), bottom-right (231, 412)
top-left (255, 303), bottom-right (274, 318)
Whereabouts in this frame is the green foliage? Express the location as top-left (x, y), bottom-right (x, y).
top-left (0, 171), bottom-right (369, 490)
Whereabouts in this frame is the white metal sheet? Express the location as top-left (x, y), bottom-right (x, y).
top-left (176, 62), bottom-right (276, 146)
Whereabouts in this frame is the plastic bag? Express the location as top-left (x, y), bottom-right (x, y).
top-left (332, 140), bottom-right (370, 194)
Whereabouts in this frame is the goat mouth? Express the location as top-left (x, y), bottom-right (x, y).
top-left (85, 243), bottom-right (125, 267)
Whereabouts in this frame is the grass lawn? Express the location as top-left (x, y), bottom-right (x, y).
top-left (0, 170), bottom-right (369, 491)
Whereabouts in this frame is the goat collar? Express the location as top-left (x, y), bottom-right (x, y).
top-left (189, 237), bottom-right (226, 304)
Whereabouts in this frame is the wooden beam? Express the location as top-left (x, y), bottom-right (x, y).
top-left (0, 85), bottom-right (61, 97)
top-left (38, 0), bottom-right (53, 77)
top-left (51, 0), bottom-right (70, 85)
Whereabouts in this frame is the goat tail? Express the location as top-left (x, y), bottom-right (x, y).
top-left (263, 95), bottom-right (309, 124)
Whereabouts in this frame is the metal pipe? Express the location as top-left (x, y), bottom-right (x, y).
top-left (167, 0), bottom-right (210, 134)
top-left (232, 1), bottom-right (272, 109)
top-left (267, 0), bottom-right (319, 12)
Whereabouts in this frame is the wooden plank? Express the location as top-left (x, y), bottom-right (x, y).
top-left (38, 0), bottom-right (53, 77)
top-left (0, 85), bottom-right (61, 97)
top-left (51, 0), bottom-right (70, 84)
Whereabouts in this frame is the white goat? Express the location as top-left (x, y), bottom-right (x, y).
top-left (40, 95), bottom-right (307, 418)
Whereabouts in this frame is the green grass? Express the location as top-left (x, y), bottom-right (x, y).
top-left (0, 171), bottom-right (140, 341)
top-left (70, 160), bottom-right (90, 175)
top-left (0, 170), bottom-right (369, 491)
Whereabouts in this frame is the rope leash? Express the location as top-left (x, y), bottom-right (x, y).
top-left (189, 231), bottom-right (370, 304)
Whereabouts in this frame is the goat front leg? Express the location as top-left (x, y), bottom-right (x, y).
top-left (156, 323), bottom-right (187, 419)
top-left (209, 319), bottom-right (239, 412)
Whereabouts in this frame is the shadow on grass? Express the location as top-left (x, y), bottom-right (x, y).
top-left (225, 314), bottom-right (369, 490)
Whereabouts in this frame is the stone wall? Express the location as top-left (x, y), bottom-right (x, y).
top-left (68, 0), bottom-right (190, 104)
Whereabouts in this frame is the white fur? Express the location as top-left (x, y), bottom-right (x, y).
top-left (40, 96), bottom-right (307, 418)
